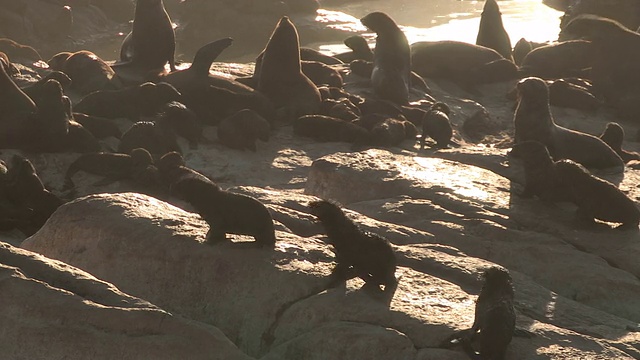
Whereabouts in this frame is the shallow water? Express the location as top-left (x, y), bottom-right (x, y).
top-left (316, 0), bottom-right (563, 55)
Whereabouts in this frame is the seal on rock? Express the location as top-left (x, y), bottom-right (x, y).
top-left (256, 16), bottom-right (321, 120)
top-left (118, 120), bottom-right (181, 156)
top-left (64, 148), bottom-right (154, 189)
top-left (599, 122), bottom-right (640, 163)
top-left (217, 109), bottom-right (270, 152)
top-left (360, 12), bottom-right (411, 105)
top-left (513, 77), bottom-right (624, 172)
top-left (510, 140), bottom-right (570, 202)
top-left (309, 199), bottom-right (397, 303)
top-left (171, 176), bottom-right (277, 248)
top-left (555, 159), bottom-right (640, 229)
top-left (293, 115), bottom-right (369, 144)
top-left (119, 0), bottom-right (176, 72)
top-left (476, 0), bottom-right (513, 61)
top-left (420, 102), bottom-right (453, 149)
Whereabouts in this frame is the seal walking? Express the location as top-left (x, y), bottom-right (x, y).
top-left (513, 77), bottom-right (624, 173)
top-left (360, 12), bottom-right (411, 105)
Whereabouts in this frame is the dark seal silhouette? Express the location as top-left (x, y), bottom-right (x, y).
top-left (171, 176), bottom-right (277, 248)
top-left (599, 122), bottom-right (640, 163)
top-left (476, 0), bottom-right (513, 61)
top-left (309, 199), bottom-right (397, 302)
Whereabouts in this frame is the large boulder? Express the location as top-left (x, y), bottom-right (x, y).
top-left (0, 241), bottom-right (251, 360)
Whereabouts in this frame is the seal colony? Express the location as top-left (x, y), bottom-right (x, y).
top-left (2, 0), bottom-right (640, 357)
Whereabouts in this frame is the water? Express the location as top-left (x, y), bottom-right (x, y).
top-left (315, 0), bottom-right (563, 55)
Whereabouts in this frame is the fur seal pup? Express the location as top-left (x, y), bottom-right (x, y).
top-left (510, 141), bottom-right (570, 202)
top-left (301, 60), bottom-right (343, 88)
top-left (319, 98), bottom-right (360, 121)
top-left (156, 151), bottom-right (210, 190)
top-left (64, 148), bottom-right (154, 189)
top-left (120, 0), bottom-right (176, 72)
top-left (555, 159), bottom-right (640, 229)
top-left (411, 41), bottom-right (517, 84)
top-left (360, 12), bottom-right (411, 105)
top-left (421, 102), bottom-right (453, 149)
top-left (6, 155), bottom-right (64, 236)
top-left (514, 77), bottom-right (624, 172)
top-left (155, 101), bottom-right (202, 148)
top-left (257, 16), bottom-right (321, 120)
top-left (335, 35), bottom-right (373, 63)
top-left (353, 114), bottom-right (417, 147)
top-left (599, 122), bottom-right (640, 163)
top-left (171, 176), bottom-right (277, 248)
top-left (118, 120), bottom-right (181, 156)
top-left (476, 0), bottom-right (513, 61)
top-left (293, 115), bottom-right (369, 143)
top-left (72, 113), bottom-right (122, 139)
top-left (349, 59), bottom-right (432, 95)
top-left (22, 79), bottom-right (71, 152)
top-left (309, 199), bottom-right (397, 302)
top-left (217, 109), bottom-right (270, 152)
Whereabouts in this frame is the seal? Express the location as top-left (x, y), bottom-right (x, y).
top-left (421, 102), bottom-right (453, 149)
top-left (120, 0), bottom-right (176, 72)
top-left (0, 57), bottom-right (35, 148)
top-left (513, 77), bottom-right (624, 172)
top-left (476, 0), bottom-right (513, 61)
top-left (360, 12), bottom-right (411, 105)
top-left (74, 81), bottom-right (182, 120)
top-left (599, 122), bottom-right (640, 163)
top-left (5, 155), bottom-right (64, 236)
top-left (257, 16), bottom-right (321, 120)
top-left (411, 41), bottom-right (517, 84)
top-left (300, 47), bottom-right (343, 65)
top-left (22, 79), bottom-right (71, 152)
top-left (72, 113), bottom-right (122, 139)
top-left (301, 60), bottom-right (343, 88)
top-left (319, 98), bottom-right (360, 121)
top-left (171, 176), bottom-right (277, 248)
top-left (510, 141), bottom-right (570, 202)
top-left (354, 114), bottom-right (416, 147)
top-left (217, 109), bottom-right (270, 152)
top-left (308, 199), bottom-right (397, 303)
top-left (519, 40), bottom-right (593, 79)
top-left (555, 159), bottom-right (640, 229)
top-left (335, 35), bottom-right (373, 63)
top-left (559, 15), bottom-right (640, 102)
top-left (293, 114), bottom-right (369, 144)
top-left (441, 267), bottom-right (515, 360)
top-left (155, 101), bottom-right (202, 148)
top-left (118, 120), bottom-right (181, 156)
top-left (48, 50), bottom-right (120, 96)
top-left (64, 148), bottom-right (154, 189)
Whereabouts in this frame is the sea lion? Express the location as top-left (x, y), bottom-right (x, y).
top-left (559, 15), bottom-right (640, 102)
top-left (476, 0), bottom-right (513, 61)
top-left (308, 199), bottom-right (397, 302)
top-left (599, 122), bottom-right (640, 163)
top-left (360, 12), bottom-right (411, 105)
top-left (171, 176), bottom-right (277, 248)
top-left (441, 267), bottom-right (516, 359)
top-left (548, 79), bottom-right (600, 112)
top-left (411, 41), bottom-right (517, 84)
top-left (118, 120), bottom-right (181, 156)
top-left (217, 109), bottom-right (271, 152)
top-left (64, 148), bottom-right (154, 189)
top-left (555, 159), bottom-right (640, 229)
top-left (510, 141), bottom-right (570, 201)
top-left (74, 82), bottom-right (182, 120)
top-left (119, 0), bottom-right (176, 72)
top-left (293, 115), bottom-right (369, 144)
top-left (335, 35), bottom-right (373, 63)
top-left (513, 77), bottom-right (624, 172)
top-left (5, 155), bottom-right (64, 236)
top-left (257, 16), bottom-right (321, 121)
top-left (519, 40), bottom-right (593, 79)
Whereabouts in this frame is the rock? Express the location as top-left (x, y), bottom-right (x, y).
top-left (0, 241), bottom-right (251, 360)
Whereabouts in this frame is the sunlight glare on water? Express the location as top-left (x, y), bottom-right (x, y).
top-left (317, 0), bottom-right (563, 55)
